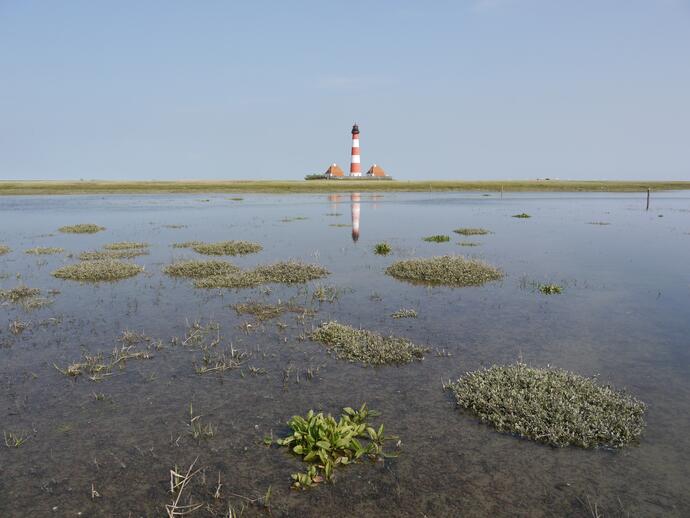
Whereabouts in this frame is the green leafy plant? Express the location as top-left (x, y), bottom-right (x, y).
top-left (276, 404), bottom-right (397, 489)
top-left (374, 242), bottom-right (392, 255)
top-left (58, 224), bottom-right (105, 233)
top-left (538, 283), bottom-right (563, 295)
top-left (512, 213), bottom-right (531, 218)
top-left (386, 255), bottom-right (503, 287)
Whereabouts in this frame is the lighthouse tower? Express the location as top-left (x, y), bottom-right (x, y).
top-left (349, 124), bottom-right (361, 177)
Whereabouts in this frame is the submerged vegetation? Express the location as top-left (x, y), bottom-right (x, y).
top-left (58, 224), bottom-right (105, 234)
top-left (25, 247), bottom-right (64, 255)
top-left (391, 308), bottom-right (417, 319)
top-left (163, 260), bottom-right (239, 278)
top-left (175, 240), bottom-right (263, 256)
top-left (310, 321), bottom-right (427, 365)
top-left (386, 255), bottom-right (503, 287)
top-left (446, 363), bottom-right (646, 448)
top-left (233, 300), bottom-right (311, 321)
top-left (539, 283), bottom-right (564, 295)
top-left (276, 404), bottom-right (397, 489)
top-left (53, 259), bottom-right (144, 282)
top-left (194, 261), bottom-right (329, 289)
top-left (423, 234), bottom-right (450, 243)
top-left (454, 228), bottom-right (490, 236)
top-left (374, 242), bottom-right (392, 255)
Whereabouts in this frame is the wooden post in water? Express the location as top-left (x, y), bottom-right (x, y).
top-left (646, 188), bottom-right (650, 211)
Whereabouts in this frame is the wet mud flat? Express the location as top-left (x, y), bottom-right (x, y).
top-left (1, 192), bottom-right (689, 516)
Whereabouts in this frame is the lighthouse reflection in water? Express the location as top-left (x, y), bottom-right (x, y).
top-left (351, 193), bottom-right (360, 242)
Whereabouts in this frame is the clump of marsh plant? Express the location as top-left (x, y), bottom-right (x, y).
top-left (281, 216), bottom-right (308, 223)
top-left (103, 242), bottom-right (149, 250)
top-left (172, 240), bottom-right (204, 249)
top-left (194, 271), bottom-right (265, 289)
top-left (180, 240), bottom-right (263, 256)
top-left (588, 221), bottom-right (611, 226)
top-left (276, 403), bottom-right (397, 489)
top-left (173, 320), bottom-right (221, 350)
top-left (195, 345), bottom-right (248, 375)
top-left (253, 261), bottom-right (329, 284)
top-left (9, 319), bottom-right (30, 335)
top-left (459, 242), bottom-right (480, 247)
top-left (310, 321), bottom-right (427, 366)
top-left (233, 301), bottom-right (310, 321)
top-left (164, 260), bottom-right (239, 278)
top-left (25, 247), bottom-right (64, 255)
top-left (374, 242), bottom-right (391, 255)
top-left (54, 352), bottom-right (112, 381)
top-left (52, 259), bottom-right (143, 282)
top-left (512, 213), bottom-right (531, 218)
top-left (4, 431), bottom-right (29, 448)
top-left (386, 255), bottom-right (503, 287)
top-left (311, 283), bottom-right (340, 303)
top-left (0, 245), bottom-right (10, 255)
top-left (446, 362), bottom-right (646, 448)
top-left (79, 249), bottom-right (148, 260)
top-left (539, 283), bottom-right (564, 295)
top-left (454, 228), bottom-right (490, 236)
top-left (0, 285), bottom-right (41, 303)
top-left (58, 224), bottom-right (105, 234)
top-left (391, 308), bottom-right (417, 319)
top-left (423, 234), bottom-right (450, 243)
top-left (187, 404), bottom-right (216, 441)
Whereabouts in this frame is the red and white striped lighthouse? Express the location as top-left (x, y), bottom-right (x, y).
top-left (349, 124), bottom-right (361, 177)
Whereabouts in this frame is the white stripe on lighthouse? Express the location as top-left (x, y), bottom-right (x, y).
top-left (352, 139), bottom-right (359, 147)
top-left (351, 155), bottom-right (360, 163)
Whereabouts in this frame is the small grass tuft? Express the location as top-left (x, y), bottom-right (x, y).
top-left (25, 247), bottom-right (64, 255)
top-left (539, 283), bottom-right (564, 295)
top-left (58, 224), bottom-right (105, 234)
top-left (276, 403), bottom-right (397, 489)
top-left (0, 285), bottom-right (41, 302)
top-left (233, 301), bottom-right (310, 321)
top-left (459, 242), bottom-right (480, 247)
top-left (79, 249), bottom-right (149, 260)
top-left (310, 321), bottom-right (427, 365)
top-left (52, 260), bottom-right (143, 282)
top-left (386, 255), bottom-right (503, 287)
top-left (454, 228), bottom-right (490, 236)
top-left (194, 271), bottom-right (265, 289)
top-left (391, 308), bottom-right (417, 319)
top-left (164, 260), bottom-right (239, 278)
top-left (374, 242), bottom-right (392, 255)
top-left (446, 362), bottom-right (646, 448)
top-left (4, 431), bottom-right (28, 448)
top-left (0, 245), bottom-right (10, 255)
top-left (512, 213), bottom-right (531, 218)
top-left (423, 234), bottom-right (450, 243)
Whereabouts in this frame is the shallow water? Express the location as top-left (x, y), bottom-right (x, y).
top-left (1, 191), bottom-right (689, 517)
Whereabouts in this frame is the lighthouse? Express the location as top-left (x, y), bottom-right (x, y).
top-left (349, 124), bottom-right (361, 177)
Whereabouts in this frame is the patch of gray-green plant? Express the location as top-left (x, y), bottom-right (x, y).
top-left (0, 284), bottom-right (54, 311)
top-left (391, 308), bottom-right (417, 319)
top-left (175, 240), bottom-right (262, 256)
top-left (459, 242), bottom-right (480, 247)
top-left (233, 300), bottom-right (311, 321)
top-left (164, 260), bottom-right (239, 278)
top-left (58, 224), bottom-right (105, 234)
top-left (52, 259), bottom-right (143, 282)
top-left (194, 261), bottom-right (329, 289)
top-left (25, 247), bottom-right (64, 255)
top-left (103, 241), bottom-right (149, 250)
top-left (539, 283), bottom-right (564, 295)
top-left (423, 234), bottom-right (450, 243)
top-left (446, 362), bottom-right (646, 448)
top-left (386, 255), bottom-right (503, 287)
top-left (512, 213), bottom-right (531, 218)
top-left (0, 245), bottom-right (10, 255)
top-left (310, 321), bottom-right (427, 365)
top-left (454, 228), bottom-right (490, 236)
top-left (79, 248), bottom-right (149, 260)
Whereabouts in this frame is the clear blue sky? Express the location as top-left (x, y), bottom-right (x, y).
top-left (1, 0), bottom-right (689, 181)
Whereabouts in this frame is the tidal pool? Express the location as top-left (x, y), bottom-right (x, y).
top-left (1, 191), bottom-right (689, 516)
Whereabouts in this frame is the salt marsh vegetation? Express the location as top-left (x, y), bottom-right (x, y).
top-left (423, 234), bottom-right (450, 243)
top-left (386, 255), bottom-right (503, 287)
top-left (310, 321), bottom-right (427, 365)
top-left (52, 259), bottom-right (144, 282)
top-left (453, 228), bottom-right (490, 236)
top-left (175, 240), bottom-right (262, 256)
top-left (446, 363), bottom-right (646, 448)
top-left (58, 224), bottom-right (105, 233)
top-left (25, 247), bottom-right (64, 255)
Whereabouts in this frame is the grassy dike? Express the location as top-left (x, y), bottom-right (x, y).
top-left (1, 179), bottom-right (689, 195)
